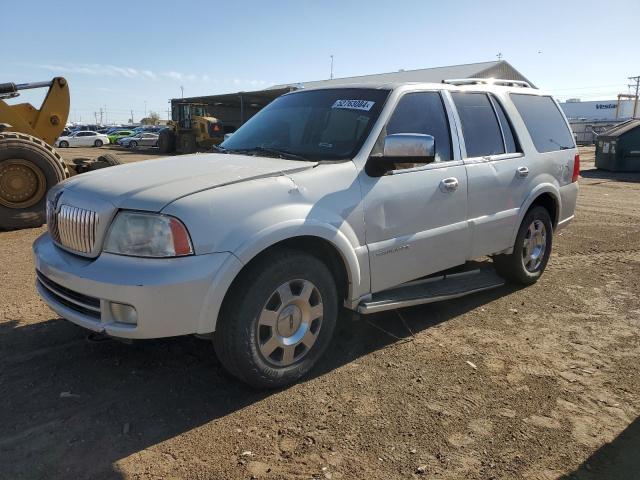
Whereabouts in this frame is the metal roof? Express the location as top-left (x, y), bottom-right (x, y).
top-left (268, 60), bottom-right (535, 90)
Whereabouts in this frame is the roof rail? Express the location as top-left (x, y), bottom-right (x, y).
top-left (442, 78), bottom-right (533, 88)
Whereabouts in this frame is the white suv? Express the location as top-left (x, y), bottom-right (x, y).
top-left (34, 80), bottom-right (579, 387)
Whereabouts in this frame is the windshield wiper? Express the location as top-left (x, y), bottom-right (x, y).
top-left (228, 146), bottom-right (309, 161)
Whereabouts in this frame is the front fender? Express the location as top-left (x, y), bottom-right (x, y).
top-left (234, 218), bottom-right (366, 297)
top-left (195, 220), bottom-right (368, 334)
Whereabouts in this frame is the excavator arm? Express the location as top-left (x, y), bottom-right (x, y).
top-left (0, 77), bottom-right (70, 145)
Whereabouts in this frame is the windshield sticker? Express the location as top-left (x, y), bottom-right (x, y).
top-left (332, 99), bottom-right (375, 111)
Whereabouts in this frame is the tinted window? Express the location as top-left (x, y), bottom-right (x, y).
top-left (452, 92), bottom-right (504, 157)
top-left (386, 92), bottom-right (452, 162)
top-left (510, 94), bottom-right (575, 153)
top-left (490, 96), bottom-right (518, 153)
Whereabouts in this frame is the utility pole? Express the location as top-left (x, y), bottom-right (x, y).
top-left (629, 75), bottom-right (640, 118)
top-left (180, 85), bottom-right (184, 99)
top-left (130, 109), bottom-right (134, 124)
top-left (99, 108), bottom-right (103, 125)
top-left (330, 55), bottom-right (334, 80)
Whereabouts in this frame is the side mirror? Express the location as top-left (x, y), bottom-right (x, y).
top-left (367, 133), bottom-right (436, 176)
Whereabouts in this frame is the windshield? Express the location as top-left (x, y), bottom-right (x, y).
top-left (221, 88), bottom-right (390, 161)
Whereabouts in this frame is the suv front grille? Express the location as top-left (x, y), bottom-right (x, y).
top-left (36, 270), bottom-right (101, 319)
top-left (47, 203), bottom-right (98, 254)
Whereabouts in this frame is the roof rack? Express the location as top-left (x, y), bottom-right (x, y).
top-left (442, 78), bottom-right (532, 88)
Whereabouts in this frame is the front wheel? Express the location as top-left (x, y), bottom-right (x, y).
top-left (129, 141), bottom-right (138, 149)
top-left (213, 249), bottom-right (338, 388)
top-left (493, 206), bottom-right (553, 285)
top-left (58, 141), bottom-right (69, 148)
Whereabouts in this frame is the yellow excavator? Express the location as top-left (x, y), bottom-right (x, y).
top-left (0, 77), bottom-right (120, 230)
top-left (157, 103), bottom-right (228, 154)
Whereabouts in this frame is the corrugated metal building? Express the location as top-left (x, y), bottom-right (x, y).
top-left (268, 60), bottom-right (535, 90)
top-left (171, 60), bottom-right (534, 128)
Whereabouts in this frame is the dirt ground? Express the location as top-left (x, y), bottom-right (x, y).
top-left (1, 147), bottom-right (638, 480)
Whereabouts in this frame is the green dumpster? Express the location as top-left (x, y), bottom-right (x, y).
top-left (595, 119), bottom-right (640, 172)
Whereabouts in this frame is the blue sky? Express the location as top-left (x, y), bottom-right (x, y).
top-left (3, 0), bottom-right (638, 124)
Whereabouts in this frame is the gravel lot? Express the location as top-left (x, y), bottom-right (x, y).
top-left (1, 147), bottom-right (638, 480)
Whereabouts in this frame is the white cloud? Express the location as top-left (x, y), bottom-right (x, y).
top-left (32, 63), bottom-right (268, 89)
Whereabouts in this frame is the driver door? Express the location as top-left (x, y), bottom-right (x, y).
top-left (359, 91), bottom-right (469, 293)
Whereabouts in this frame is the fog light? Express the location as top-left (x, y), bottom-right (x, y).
top-left (109, 302), bottom-right (138, 325)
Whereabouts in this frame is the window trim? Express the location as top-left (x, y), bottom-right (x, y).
top-left (365, 89), bottom-right (460, 176)
top-left (488, 93), bottom-right (522, 156)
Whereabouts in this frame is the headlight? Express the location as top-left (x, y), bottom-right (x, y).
top-left (103, 211), bottom-right (193, 257)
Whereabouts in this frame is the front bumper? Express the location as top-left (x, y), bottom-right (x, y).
top-left (33, 233), bottom-right (238, 339)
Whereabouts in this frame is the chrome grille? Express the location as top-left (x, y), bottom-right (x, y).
top-left (47, 204), bottom-right (98, 254)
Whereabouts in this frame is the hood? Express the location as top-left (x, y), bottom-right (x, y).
top-left (62, 153), bottom-right (316, 211)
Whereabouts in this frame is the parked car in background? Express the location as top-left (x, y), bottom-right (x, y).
top-left (118, 132), bottom-right (159, 148)
top-left (108, 130), bottom-right (134, 144)
top-left (55, 131), bottom-right (110, 148)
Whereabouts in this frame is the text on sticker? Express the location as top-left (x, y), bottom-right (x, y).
top-left (332, 99), bottom-right (375, 111)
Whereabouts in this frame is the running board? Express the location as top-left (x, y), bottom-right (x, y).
top-left (357, 268), bottom-right (505, 314)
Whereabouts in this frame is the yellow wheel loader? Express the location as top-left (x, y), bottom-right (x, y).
top-left (0, 77), bottom-right (121, 230)
top-left (157, 103), bottom-right (228, 154)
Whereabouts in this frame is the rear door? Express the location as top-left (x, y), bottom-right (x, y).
top-left (361, 90), bottom-right (469, 293)
top-left (451, 92), bottom-right (530, 257)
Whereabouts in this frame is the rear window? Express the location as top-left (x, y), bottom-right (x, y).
top-left (510, 94), bottom-right (575, 153)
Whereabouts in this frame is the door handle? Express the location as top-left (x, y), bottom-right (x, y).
top-left (517, 166), bottom-right (530, 177)
top-left (440, 177), bottom-right (459, 193)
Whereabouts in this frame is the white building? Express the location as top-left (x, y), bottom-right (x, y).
top-left (559, 99), bottom-right (637, 121)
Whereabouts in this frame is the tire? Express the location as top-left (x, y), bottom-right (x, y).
top-left (493, 206), bottom-right (553, 285)
top-left (94, 139), bottom-right (103, 147)
top-left (59, 141), bottom-right (69, 148)
top-left (129, 141), bottom-right (138, 149)
top-left (87, 153), bottom-right (123, 172)
top-left (95, 153), bottom-right (121, 166)
top-left (213, 249), bottom-right (338, 388)
top-left (179, 133), bottom-right (197, 154)
top-left (157, 129), bottom-right (176, 153)
top-left (0, 132), bottom-right (69, 230)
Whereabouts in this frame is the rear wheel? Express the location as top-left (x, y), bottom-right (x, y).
top-left (0, 132), bottom-right (69, 230)
top-left (94, 139), bottom-right (103, 147)
top-left (214, 249), bottom-right (338, 388)
top-left (179, 133), bottom-right (197, 154)
top-left (493, 206), bottom-right (553, 285)
top-left (157, 129), bottom-right (176, 153)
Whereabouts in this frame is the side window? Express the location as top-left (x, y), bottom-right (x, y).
top-left (510, 94), bottom-right (575, 153)
top-left (451, 92), bottom-right (505, 158)
top-left (385, 92), bottom-right (452, 163)
top-left (489, 96), bottom-right (518, 154)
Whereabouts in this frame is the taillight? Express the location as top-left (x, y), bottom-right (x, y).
top-left (572, 154), bottom-right (580, 183)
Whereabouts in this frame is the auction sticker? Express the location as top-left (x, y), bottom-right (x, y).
top-left (332, 99), bottom-right (375, 111)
